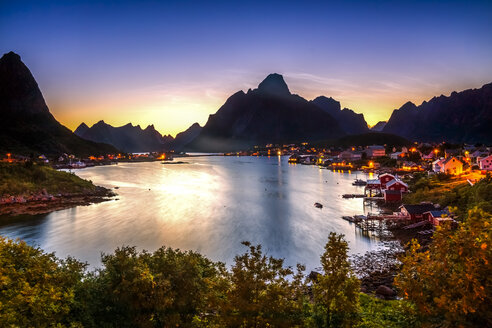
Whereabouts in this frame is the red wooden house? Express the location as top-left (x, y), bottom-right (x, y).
top-left (399, 204), bottom-right (439, 221)
top-left (379, 173), bottom-right (395, 189)
top-left (385, 179), bottom-right (409, 192)
top-left (423, 210), bottom-right (456, 226)
top-left (383, 190), bottom-right (402, 202)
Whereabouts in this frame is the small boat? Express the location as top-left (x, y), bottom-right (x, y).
top-left (314, 202), bottom-right (323, 209)
top-left (352, 179), bottom-right (367, 186)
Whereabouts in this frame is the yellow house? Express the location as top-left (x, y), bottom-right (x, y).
top-left (441, 156), bottom-right (463, 175)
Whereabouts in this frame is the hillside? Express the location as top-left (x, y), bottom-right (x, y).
top-left (0, 52), bottom-right (118, 156)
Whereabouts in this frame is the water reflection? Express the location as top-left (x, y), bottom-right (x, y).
top-left (0, 157), bottom-right (380, 270)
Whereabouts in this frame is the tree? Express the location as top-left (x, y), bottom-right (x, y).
top-left (82, 246), bottom-right (228, 328)
top-left (224, 241), bottom-right (308, 327)
top-left (311, 232), bottom-right (360, 328)
top-left (395, 208), bottom-right (492, 326)
top-left (0, 237), bottom-right (86, 328)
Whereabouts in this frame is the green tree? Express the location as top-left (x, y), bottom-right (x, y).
top-left (395, 208), bottom-right (492, 326)
top-left (311, 232), bottom-right (360, 328)
top-left (0, 237), bottom-right (86, 328)
top-left (224, 241), bottom-right (308, 327)
top-left (82, 246), bottom-right (227, 328)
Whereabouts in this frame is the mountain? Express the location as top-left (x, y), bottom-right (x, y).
top-left (187, 73), bottom-right (345, 152)
top-left (75, 121), bottom-right (173, 153)
top-left (383, 83), bottom-right (492, 143)
top-left (371, 121), bottom-right (387, 132)
top-left (310, 96), bottom-right (369, 135)
top-left (0, 51), bottom-right (118, 156)
top-left (169, 123), bottom-right (202, 151)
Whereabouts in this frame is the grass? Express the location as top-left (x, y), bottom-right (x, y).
top-left (0, 162), bottom-right (97, 196)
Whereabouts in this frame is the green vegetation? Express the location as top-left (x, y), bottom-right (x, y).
top-left (395, 208), bottom-right (492, 327)
top-left (403, 173), bottom-right (492, 218)
top-left (0, 162), bottom-right (97, 196)
top-left (316, 132), bottom-right (410, 148)
top-left (1, 210), bottom-right (491, 327)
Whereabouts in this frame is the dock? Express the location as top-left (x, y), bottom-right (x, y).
top-left (342, 194), bottom-right (365, 198)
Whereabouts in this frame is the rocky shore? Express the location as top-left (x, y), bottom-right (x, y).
top-left (0, 187), bottom-right (115, 216)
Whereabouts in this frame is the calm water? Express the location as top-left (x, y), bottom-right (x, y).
top-left (0, 156), bottom-right (380, 271)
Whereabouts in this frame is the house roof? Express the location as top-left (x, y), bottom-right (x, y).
top-left (479, 154), bottom-right (492, 162)
top-left (386, 179), bottom-right (408, 188)
top-left (401, 204), bottom-right (438, 215)
top-left (443, 157), bottom-right (463, 166)
top-left (425, 210), bottom-right (450, 218)
top-left (379, 173), bottom-right (395, 178)
top-left (367, 179), bottom-right (380, 184)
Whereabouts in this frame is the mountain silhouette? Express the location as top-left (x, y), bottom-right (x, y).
top-left (0, 51), bottom-right (118, 156)
top-left (383, 84), bottom-right (492, 143)
top-left (169, 123), bottom-right (202, 151)
top-left (187, 74), bottom-right (345, 152)
top-left (310, 96), bottom-right (369, 135)
top-left (75, 121), bottom-right (173, 153)
top-left (370, 121), bottom-right (387, 132)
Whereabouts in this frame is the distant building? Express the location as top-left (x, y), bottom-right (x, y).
top-left (441, 157), bottom-right (463, 175)
top-left (383, 190), bottom-right (402, 202)
top-left (479, 155), bottom-right (492, 171)
top-left (400, 204), bottom-right (439, 221)
top-left (365, 145), bottom-right (386, 158)
top-left (379, 173), bottom-right (396, 189)
top-left (386, 179), bottom-right (409, 193)
top-left (423, 210), bottom-right (455, 226)
top-left (390, 152), bottom-right (405, 159)
top-left (432, 158), bottom-right (445, 172)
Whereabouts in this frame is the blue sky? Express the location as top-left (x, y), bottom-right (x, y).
top-left (1, 0), bottom-right (492, 135)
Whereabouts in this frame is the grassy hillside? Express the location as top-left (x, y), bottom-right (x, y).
top-left (314, 132), bottom-right (411, 148)
top-left (0, 162), bottom-right (97, 196)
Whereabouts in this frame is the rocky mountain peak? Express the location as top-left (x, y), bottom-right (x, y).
top-left (257, 73), bottom-right (290, 96)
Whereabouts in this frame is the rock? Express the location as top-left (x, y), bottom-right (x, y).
top-left (375, 285), bottom-right (396, 297)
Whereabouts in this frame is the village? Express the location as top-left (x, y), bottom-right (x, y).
top-left (1, 141), bottom-right (491, 232)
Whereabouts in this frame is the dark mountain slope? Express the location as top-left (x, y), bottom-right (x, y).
top-left (0, 51), bottom-right (118, 156)
top-left (383, 83), bottom-right (492, 143)
top-left (187, 74), bottom-right (345, 152)
top-left (75, 121), bottom-right (173, 153)
top-left (310, 96), bottom-right (369, 135)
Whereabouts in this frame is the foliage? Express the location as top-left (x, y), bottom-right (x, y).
top-left (0, 162), bottom-right (96, 196)
top-left (404, 173), bottom-right (492, 218)
top-left (0, 237), bottom-right (87, 328)
top-left (357, 293), bottom-right (420, 328)
top-left (80, 246), bottom-right (228, 328)
top-left (224, 241), bottom-right (308, 327)
top-left (395, 208), bottom-right (492, 327)
top-left (311, 232), bottom-right (360, 328)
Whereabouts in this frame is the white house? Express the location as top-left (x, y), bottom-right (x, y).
top-left (432, 158), bottom-right (445, 172)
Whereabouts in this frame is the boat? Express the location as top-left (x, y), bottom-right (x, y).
top-left (314, 202), bottom-right (323, 209)
top-left (352, 179), bottom-right (367, 186)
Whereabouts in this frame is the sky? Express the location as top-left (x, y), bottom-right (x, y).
top-left (1, 0), bottom-right (492, 136)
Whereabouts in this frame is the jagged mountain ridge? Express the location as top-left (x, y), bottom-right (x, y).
top-left (75, 121), bottom-right (173, 153)
top-left (383, 83), bottom-right (492, 143)
top-left (187, 74), bottom-right (347, 152)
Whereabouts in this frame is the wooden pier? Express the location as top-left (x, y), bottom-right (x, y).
top-left (342, 212), bottom-right (411, 232)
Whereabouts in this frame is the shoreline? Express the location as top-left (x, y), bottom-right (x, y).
top-left (0, 187), bottom-right (115, 217)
